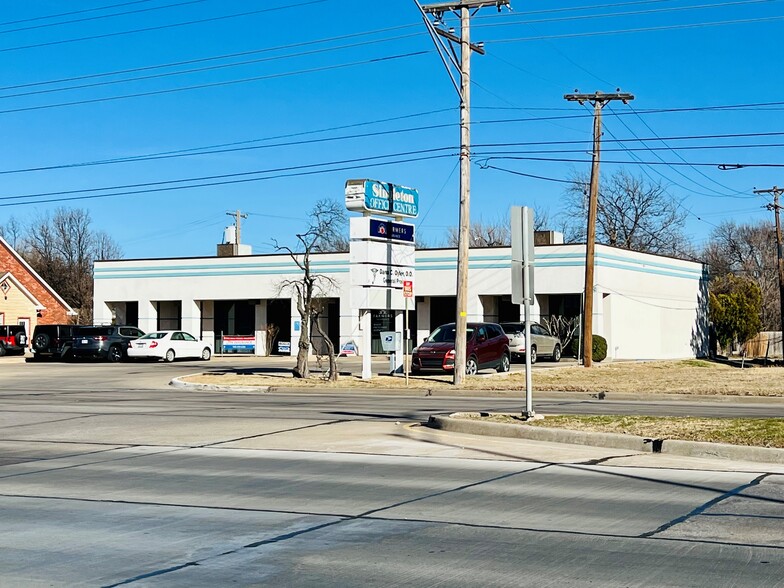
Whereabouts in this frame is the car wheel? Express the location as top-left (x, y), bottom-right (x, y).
top-left (33, 333), bottom-right (50, 351)
top-left (164, 349), bottom-right (176, 363)
top-left (465, 355), bottom-right (478, 376)
top-left (107, 344), bottom-right (123, 363)
top-left (0, 344), bottom-right (6, 357)
top-left (497, 352), bottom-right (510, 373)
top-left (529, 346), bottom-right (537, 365)
top-left (552, 344), bottom-right (561, 363)
top-left (201, 347), bottom-right (212, 361)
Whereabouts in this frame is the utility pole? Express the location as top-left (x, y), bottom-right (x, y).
top-left (754, 186), bottom-right (784, 342)
top-left (564, 91), bottom-right (634, 367)
top-left (418, 0), bottom-right (511, 385)
top-left (226, 210), bottom-right (248, 246)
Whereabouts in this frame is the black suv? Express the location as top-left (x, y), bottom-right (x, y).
top-left (31, 324), bottom-right (80, 361)
top-left (0, 325), bottom-right (27, 356)
top-left (72, 325), bottom-right (145, 362)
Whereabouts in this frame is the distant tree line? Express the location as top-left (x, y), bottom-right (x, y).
top-left (1, 208), bottom-right (122, 324)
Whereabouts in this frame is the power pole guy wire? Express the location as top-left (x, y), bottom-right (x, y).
top-left (754, 186), bottom-right (784, 342)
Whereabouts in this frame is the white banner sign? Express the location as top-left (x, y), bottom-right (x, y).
top-left (349, 241), bottom-right (416, 267)
top-left (350, 264), bottom-right (414, 289)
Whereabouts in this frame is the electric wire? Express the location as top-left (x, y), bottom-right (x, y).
top-left (473, 0), bottom-right (781, 30)
top-left (0, 51), bottom-right (430, 116)
top-left (0, 24), bottom-right (419, 92)
top-left (0, 0), bottom-right (211, 35)
top-left (0, 33), bottom-right (424, 100)
top-left (0, 146), bottom-right (459, 203)
top-left (492, 15), bottom-right (784, 43)
top-left (0, 0), bottom-right (160, 27)
top-left (0, 152), bottom-right (457, 209)
top-left (0, 0), bottom-right (329, 54)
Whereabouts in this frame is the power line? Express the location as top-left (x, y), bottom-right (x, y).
top-left (492, 14), bottom-right (784, 43)
top-left (0, 0), bottom-right (329, 54)
top-left (0, 33), bottom-right (423, 100)
top-left (1, 123), bottom-right (782, 177)
top-left (0, 146), bottom-right (458, 203)
top-left (0, 0), bottom-right (160, 27)
top-left (0, 151), bottom-right (457, 209)
top-left (0, 0), bottom-right (210, 35)
top-left (0, 108), bottom-right (455, 175)
top-left (473, 0), bottom-right (781, 30)
top-left (0, 24), bottom-right (417, 92)
top-left (0, 51), bottom-right (429, 116)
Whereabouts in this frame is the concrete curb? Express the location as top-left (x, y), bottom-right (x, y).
top-left (170, 377), bottom-right (269, 393)
top-left (426, 414), bottom-right (784, 465)
top-left (427, 415), bottom-right (654, 453)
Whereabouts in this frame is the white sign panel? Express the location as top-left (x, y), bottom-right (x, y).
top-left (350, 286), bottom-right (407, 310)
top-left (351, 264), bottom-right (414, 289)
top-left (349, 241), bottom-right (416, 267)
top-left (511, 205), bottom-right (535, 304)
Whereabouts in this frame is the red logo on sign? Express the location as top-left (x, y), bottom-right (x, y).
top-left (403, 280), bottom-right (413, 298)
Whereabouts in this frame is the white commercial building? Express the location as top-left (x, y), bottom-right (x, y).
top-left (93, 241), bottom-right (709, 361)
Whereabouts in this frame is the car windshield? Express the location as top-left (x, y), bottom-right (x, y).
top-left (139, 332), bottom-right (168, 340)
top-left (500, 323), bottom-right (524, 334)
top-left (426, 325), bottom-right (474, 343)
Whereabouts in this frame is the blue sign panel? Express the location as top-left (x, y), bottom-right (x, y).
top-left (345, 179), bottom-right (419, 218)
top-left (369, 219), bottom-right (415, 243)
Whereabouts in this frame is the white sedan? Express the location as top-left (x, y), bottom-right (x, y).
top-left (127, 330), bottom-right (212, 362)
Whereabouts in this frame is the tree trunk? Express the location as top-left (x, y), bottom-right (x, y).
top-left (293, 313), bottom-right (310, 378)
top-left (313, 313), bottom-right (338, 382)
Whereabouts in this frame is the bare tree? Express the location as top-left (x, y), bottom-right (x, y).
top-left (445, 208), bottom-right (551, 248)
top-left (703, 220), bottom-right (779, 331)
top-left (274, 199), bottom-right (345, 380)
top-left (23, 208), bottom-right (122, 323)
top-left (0, 216), bottom-right (23, 249)
top-left (562, 169), bottom-right (691, 257)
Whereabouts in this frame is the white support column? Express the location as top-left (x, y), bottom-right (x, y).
top-left (138, 300), bottom-right (156, 334)
top-left (181, 300), bottom-right (201, 339)
top-left (417, 297), bottom-right (431, 344)
top-left (255, 301), bottom-right (267, 357)
top-left (361, 309), bottom-right (372, 380)
top-left (391, 310), bottom-right (404, 374)
top-left (290, 296), bottom-right (301, 358)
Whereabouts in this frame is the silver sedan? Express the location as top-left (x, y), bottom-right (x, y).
top-left (499, 322), bottom-right (562, 364)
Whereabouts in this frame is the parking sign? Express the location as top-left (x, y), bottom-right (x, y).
top-left (403, 280), bottom-right (413, 298)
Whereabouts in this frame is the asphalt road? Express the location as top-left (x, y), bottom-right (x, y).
top-left (1, 358), bottom-right (783, 586)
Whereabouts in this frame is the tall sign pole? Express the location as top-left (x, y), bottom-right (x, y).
top-left (564, 91), bottom-right (634, 367)
top-left (512, 206), bottom-right (535, 418)
top-left (754, 186), bottom-right (784, 341)
top-left (419, 0), bottom-right (511, 385)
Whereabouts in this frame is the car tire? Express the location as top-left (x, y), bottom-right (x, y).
top-left (107, 345), bottom-right (123, 363)
top-left (201, 347), bottom-right (212, 361)
top-left (164, 349), bottom-right (175, 363)
top-left (33, 333), bottom-right (50, 351)
top-left (497, 352), bottom-right (510, 373)
top-left (0, 344), bottom-right (6, 357)
top-left (529, 345), bottom-right (537, 365)
top-left (552, 344), bottom-right (561, 363)
top-left (466, 355), bottom-right (478, 376)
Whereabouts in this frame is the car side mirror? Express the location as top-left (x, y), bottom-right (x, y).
top-left (422, 337), bottom-right (427, 343)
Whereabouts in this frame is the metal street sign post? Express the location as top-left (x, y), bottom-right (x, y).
top-left (403, 279), bottom-right (414, 386)
top-left (511, 205), bottom-right (535, 418)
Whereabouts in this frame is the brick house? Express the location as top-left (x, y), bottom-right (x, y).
top-left (0, 236), bottom-right (76, 337)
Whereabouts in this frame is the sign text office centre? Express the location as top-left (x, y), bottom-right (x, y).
top-left (94, 182), bottom-right (708, 360)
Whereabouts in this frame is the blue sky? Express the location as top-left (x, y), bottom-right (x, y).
top-left (0, 0), bottom-right (782, 259)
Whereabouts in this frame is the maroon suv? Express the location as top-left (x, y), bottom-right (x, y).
top-left (412, 322), bottom-right (511, 375)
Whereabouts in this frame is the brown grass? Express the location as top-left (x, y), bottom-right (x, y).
top-left (183, 359), bottom-right (784, 396)
top-left (455, 413), bottom-right (784, 448)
